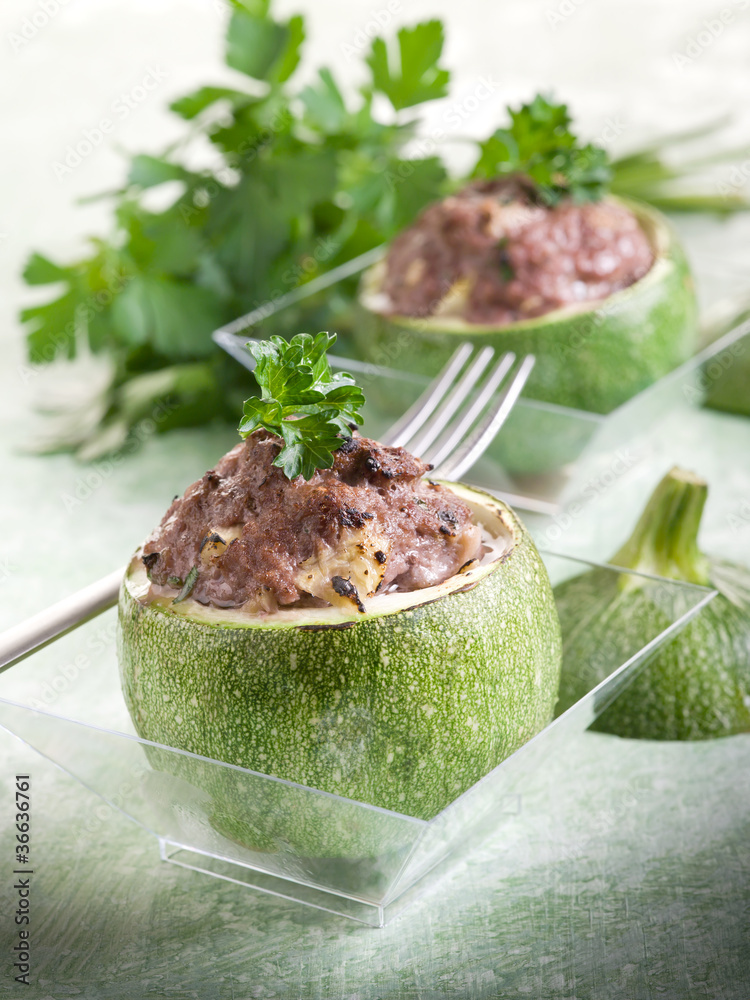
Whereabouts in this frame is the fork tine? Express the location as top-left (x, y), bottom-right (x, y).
top-left (404, 346), bottom-right (495, 455)
top-left (381, 343), bottom-right (474, 448)
top-left (422, 351), bottom-right (516, 470)
top-left (430, 355), bottom-right (536, 482)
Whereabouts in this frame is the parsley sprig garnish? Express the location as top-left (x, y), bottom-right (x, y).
top-left (472, 94), bottom-right (611, 206)
top-left (239, 333), bottom-right (364, 481)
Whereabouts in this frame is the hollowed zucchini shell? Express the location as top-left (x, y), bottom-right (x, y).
top-left (117, 484), bottom-right (562, 856)
top-left (356, 199), bottom-right (697, 416)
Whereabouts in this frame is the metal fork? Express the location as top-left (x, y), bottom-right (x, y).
top-left (0, 344), bottom-right (534, 672)
top-left (215, 332), bottom-right (535, 483)
top-left (380, 344), bottom-right (535, 482)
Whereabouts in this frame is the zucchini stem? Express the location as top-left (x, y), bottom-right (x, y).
top-left (612, 467), bottom-right (711, 587)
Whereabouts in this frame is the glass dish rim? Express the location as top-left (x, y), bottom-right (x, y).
top-left (0, 549), bottom-right (718, 826)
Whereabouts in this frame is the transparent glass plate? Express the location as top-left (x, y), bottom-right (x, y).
top-left (222, 291), bottom-right (750, 516)
top-left (0, 553), bottom-right (715, 926)
top-left (353, 319), bottom-right (750, 519)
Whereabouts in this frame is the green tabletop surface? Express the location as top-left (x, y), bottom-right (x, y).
top-left (3, 1), bottom-right (750, 996)
top-left (1, 257), bottom-right (749, 1000)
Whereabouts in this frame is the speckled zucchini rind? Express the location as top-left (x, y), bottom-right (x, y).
top-left (117, 485), bottom-right (562, 856)
top-left (356, 198), bottom-right (698, 416)
top-left (555, 574), bottom-right (750, 740)
top-left (554, 468), bottom-right (750, 740)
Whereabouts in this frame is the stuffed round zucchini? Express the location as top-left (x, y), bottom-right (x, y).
top-left (358, 184), bottom-right (697, 416)
top-left (117, 334), bottom-right (562, 856)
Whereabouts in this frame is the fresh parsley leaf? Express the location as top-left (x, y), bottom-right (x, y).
top-left (379, 156), bottom-right (448, 230)
top-left (560, 144), bottom-right (611, 204)
top-left (226, 7), bottom-right (303, 84)
top-left (22, 253), bottom-right (72, 286)
top-left (239, 333), bottom-right (365, 481)
top-left (127, 155), bottom-right (194, 190)
top-left (237, 396), bottom-right (282, 435)
top-left (169, 86), bottom-right (259, 121)
top-left (271, 14), bottom-right (305, 85)
top-left (473, 94), bottom-right (612, 206)
top-left (300, 68), bottom-right (348, 133)
top-left (367, 21), bottom-right (450, 110)
top-left (111, 277), bottom-right (224, 357)
top-left (275, 417), bottom-right (343, 481)
top-left (21, 289), bottom-right (81, 362)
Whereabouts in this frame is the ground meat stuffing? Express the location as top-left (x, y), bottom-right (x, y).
top-left (379, 177), bottom-right (654, 325)
top-left (142, 431), bottom-right (482, 612)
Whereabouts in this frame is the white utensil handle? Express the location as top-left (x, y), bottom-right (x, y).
top-left (0, 567), bottom-right (124, 673)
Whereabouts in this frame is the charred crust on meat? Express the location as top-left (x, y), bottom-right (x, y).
top-left (199, 531), bottom-right (225, 553)
top-left (336, 436), bottom-right (358, 455)
top-left (142, 552), bottom-right (160, 575)
top-left (143, 429), bottom-right (481, 609)
top-left (331, 575), bottom-right (366, 613)
top-left (438, 509), bottom-right (458, 535)
top-left (339, 506), bottom-right (372, 529)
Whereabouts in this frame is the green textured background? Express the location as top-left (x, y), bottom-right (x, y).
top-left (4, 0), bottom-right (750, 993)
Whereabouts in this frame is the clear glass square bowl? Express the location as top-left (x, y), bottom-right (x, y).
top-left (0, 553), bottom-right (714, 926)
top-left (228, 303), bottom-right (750, 517)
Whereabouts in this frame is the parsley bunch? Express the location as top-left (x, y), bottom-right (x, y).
top-left (239, 333), bottom-right (364, 480)
top-left (20, 3), bottom-right (450, 460)
top-left (472, 94), bottom-right (611, 206)
top-left (21, 1), bottom-right (750, 461)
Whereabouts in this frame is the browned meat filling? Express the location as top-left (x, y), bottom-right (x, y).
top-left (142, 431), bottom-right (482, 612)
top-left (379, 178), bottom-right (654, 325)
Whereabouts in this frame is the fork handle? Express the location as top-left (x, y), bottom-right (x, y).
top-left (0, 567), bottom-right (124, 674)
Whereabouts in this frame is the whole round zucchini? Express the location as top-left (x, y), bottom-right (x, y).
top-left (357, 199), bottom-right (697, 416)
top-left (118, 484), bottom-right (562, 856)
top-left (555, 468), bottom-right (750, 740)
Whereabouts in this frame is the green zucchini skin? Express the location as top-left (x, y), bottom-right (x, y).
top-left (703, 355), bottom-right (750, 416)
top-left (356, 199), bottom-right (698, 416)
top-left (554, 570), bottom-right (750, 740)
top-left (554, 468), bottom-right (750, 741)
top-left (117, 487), bottom-right (561, 855)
